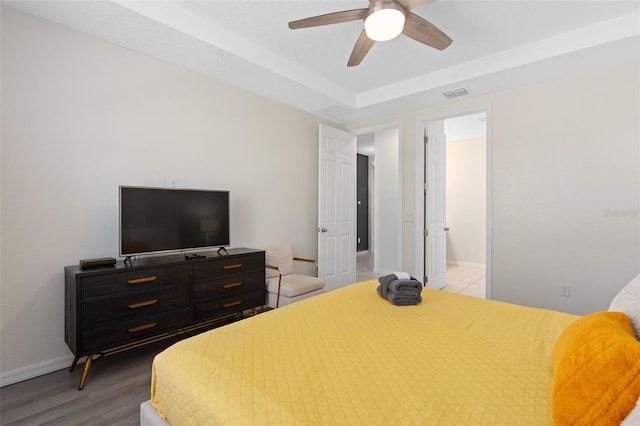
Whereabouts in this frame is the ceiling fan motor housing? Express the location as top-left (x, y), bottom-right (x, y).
top-left (368, 0), bottom-right (408, 15)
top-left (365, 1), bottom-right (408, 41)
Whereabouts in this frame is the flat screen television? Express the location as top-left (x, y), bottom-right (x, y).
top-left (119, 186), bottom-right (230, 257)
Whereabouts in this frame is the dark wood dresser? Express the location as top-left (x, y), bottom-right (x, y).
top-left (64, 247), bottom-right (265, 389)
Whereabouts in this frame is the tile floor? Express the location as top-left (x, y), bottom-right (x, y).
top-left (356, 251), bottom-right (383, 282)
top-left (356, 251), bottom-right (486, 299)
top-left (443, 264), bottom-right (486, 299)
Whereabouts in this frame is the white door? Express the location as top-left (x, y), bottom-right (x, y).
top-left (318, 124), bottom-right (357, 291)
top-left (424, 121), bottom-right (447, 289)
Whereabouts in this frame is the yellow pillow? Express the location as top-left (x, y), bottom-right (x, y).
top-left (552, 312), bottom-right (640, 425)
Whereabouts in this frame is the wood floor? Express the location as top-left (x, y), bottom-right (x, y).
top-left (0, 339), bottom-right (175, 426)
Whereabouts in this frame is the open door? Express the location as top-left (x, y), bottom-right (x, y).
top-left (318, 124), bottom-right (357, 291)
top-left (424, 121), bottom-right (447, 289)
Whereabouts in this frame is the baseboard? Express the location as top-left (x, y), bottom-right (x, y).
top-left (0, 354), bottom-right (75, 388)
top-left (373, 267), bottom-right (395, 275)
top-left (446, 261), bottom-right (486, 268)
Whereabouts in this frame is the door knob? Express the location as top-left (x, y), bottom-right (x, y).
top-left (444, 227), bottom-right (450, 231)
top-left (318, 227), bottom-right (328, 232)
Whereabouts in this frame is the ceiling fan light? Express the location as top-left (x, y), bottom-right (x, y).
top-left (364, 8), bottom-right (405, 41)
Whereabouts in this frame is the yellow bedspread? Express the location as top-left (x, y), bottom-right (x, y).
top-left (151, 280), bottom-right (579, 425)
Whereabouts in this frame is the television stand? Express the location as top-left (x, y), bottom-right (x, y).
top-left (64, 247), bottom-right (265, 389)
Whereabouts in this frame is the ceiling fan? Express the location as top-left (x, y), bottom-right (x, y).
top-left (288, 0), bottom-right (453, 67)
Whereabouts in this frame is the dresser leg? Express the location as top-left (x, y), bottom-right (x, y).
top-left (78, 354), bottom-right (94, 390)
top-left (69, 356), bottom-right (79, 372)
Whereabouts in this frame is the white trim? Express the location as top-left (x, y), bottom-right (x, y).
top-left (373, 267), bottom-right (396, 276)
top-left (414, 105), bottom-right (493, 299)
top-left (485, 108), bottom-right (493, 300)
top-left (0, 354), bottom-right (75, 387)
top-left (352, 121), bottom-right (403, 136)
top-left (447, 261), bottom-right (486, 268)
top-left (414, 120), bottom-right (425, 282)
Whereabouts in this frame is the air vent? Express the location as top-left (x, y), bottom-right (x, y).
top-left (442, 87), bottom-right (470, 99)
top-left (315, 104), bottom-right (354, 118)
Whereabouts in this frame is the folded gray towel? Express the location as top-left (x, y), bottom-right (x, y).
top-left (388, 279), bottom-right (422, 295)
top-left (387, 291), bottom-right (422, 306)
top-left (377, 274), bottom-right (398, 298)
top-left (389, 288), bottom-right (421, 297)
top-left (377, 273), bottom-right (422, 305)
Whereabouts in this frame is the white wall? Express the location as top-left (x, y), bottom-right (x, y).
top-left (488, 67), bottom-right (639, 314)
top-left (445, 137), bottom-right (487, 265)
top-left (0, 7), bottom-right (333, 379)
top-left (373, 127), bottom-right (401, 274)
top-left (351, 61), bottom-right (640, 316)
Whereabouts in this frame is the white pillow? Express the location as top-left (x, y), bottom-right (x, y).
top-left (609, 273), bottom-right (640, 340)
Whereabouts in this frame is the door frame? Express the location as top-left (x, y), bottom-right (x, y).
top-left (413, 106), bottom-right (493, 298)
top-left (355, 122), bottom-right (403, 274)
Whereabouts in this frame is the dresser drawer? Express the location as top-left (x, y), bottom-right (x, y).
top-left (193, 290), bottom-right (265, 321)
top-left (81, 307), bottom-right (190, 353)
top-left (81, 265), bottom-right (189, 299)
top-left (193, 271), bottom-right (264, 300)
top-left (81, 285), bottom-right (189, 328)
top-left (192, 252), bottom-right (264, 280)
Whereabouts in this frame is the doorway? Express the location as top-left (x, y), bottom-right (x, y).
top-left (442, 113), bottom-right (487, 298)
top-left (414, 107), bottom-right (492, 298)
top-left (356, 125), bottom-right (402, 281)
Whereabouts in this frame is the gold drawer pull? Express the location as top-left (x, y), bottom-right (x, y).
top-left (223, 282), bottom-right (243, 289)
top-left (222, 264), bottom-right (242, 270)
top-left (128, 276), bottom-right (157, 285)
top-left (128, 322), bottom-right (157, 333)
top-left (128, 299), bottom-right (158, 309)
top-left (223, 300), bottom-right (242, 308)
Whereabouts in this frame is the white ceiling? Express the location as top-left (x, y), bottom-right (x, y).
top-left (6, 0), bottom-right (640, 125)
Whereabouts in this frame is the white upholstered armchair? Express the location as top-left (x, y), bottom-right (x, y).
top-left (265, 244), bottom-right (326, 308)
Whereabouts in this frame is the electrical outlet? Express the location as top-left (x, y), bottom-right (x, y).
top-left (560, 284), bottom-right (571, 297)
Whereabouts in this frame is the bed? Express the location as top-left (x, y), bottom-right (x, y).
top-left (142, 277), bottom-right (640, 425)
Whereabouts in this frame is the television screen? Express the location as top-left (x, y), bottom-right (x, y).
top-left (119, 186), bottom-right (230, 257)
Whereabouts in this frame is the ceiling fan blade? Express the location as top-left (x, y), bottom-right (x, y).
top-left (348, 30), bottom-right (375, 67)
top-left (395, 0), bottom-right (437, 11)
top-left (402, 12), bottom-right (452, 50)
top-left (289, 8), bottom-right (368, 29)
